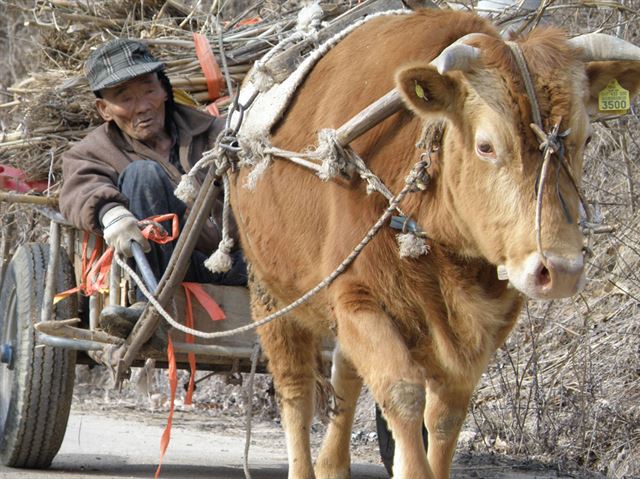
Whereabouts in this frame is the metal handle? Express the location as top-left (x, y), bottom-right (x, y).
top-left (130, 241), bottom-right (159, 294)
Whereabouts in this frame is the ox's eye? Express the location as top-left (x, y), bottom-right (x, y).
top-left (585, 135), bottom-right (592, 147)
top-left (476, 140), bottom-right (497, 160)
top-left (477, 142), bottom-right (494, 154)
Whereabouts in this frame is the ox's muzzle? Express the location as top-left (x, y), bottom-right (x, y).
top-left (503, 252), bottom-right (586, 300)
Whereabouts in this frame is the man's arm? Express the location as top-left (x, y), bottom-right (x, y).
top-left (59, 143), bottom-right (128, 233)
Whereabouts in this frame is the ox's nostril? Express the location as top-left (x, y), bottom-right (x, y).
top-left (536, 264), bottom-right (552, 288)
top-left (547, 254), bottom-right (584, 276)
top-left (513, 253), bottom-right (585, 299)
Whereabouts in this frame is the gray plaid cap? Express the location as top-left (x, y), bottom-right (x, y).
top-left (85, 38), bottom-right (165, 92)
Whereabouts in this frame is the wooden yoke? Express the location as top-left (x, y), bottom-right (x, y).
top-left (335, 89), bottom-right (403, 146)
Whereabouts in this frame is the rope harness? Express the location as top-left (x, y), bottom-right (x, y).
top-left (121, 150), bottom-right (432, 340)
top-left (506, 41), bottom-right (590, 262)
top-left (134, 36), bottom-right (596, 364)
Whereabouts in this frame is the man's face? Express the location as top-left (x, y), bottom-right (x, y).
top-left (96, 73), bottom-right (168, 143)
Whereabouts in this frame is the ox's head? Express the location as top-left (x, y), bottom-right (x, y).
top-left (396, 30), bottom-right (640, 300)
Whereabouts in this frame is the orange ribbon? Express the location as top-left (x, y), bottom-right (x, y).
top-left (181, 282), bottom-right (225, 406)
top-left (53, 233), bottom-right (104, 304)
top-left (154, 337), bottom-right (177, 479)
top-left (54, 214), bottom-right (180, 304)
top-left (193, 33), bottom-right (224, 102)
top-left (52, 213), bottom-right (231, 479)
top-left (236, 17), bottom-right (262, 27)
top-left (156, 283), bottom-right (226, 476)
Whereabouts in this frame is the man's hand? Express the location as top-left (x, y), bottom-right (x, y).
top-left (101, 205), bottom-right (151, 257)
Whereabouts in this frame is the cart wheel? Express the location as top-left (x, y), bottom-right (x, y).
top-left (375, 404), bottom-right (429, 477)
top-left (0, 243), bottom-right (77, 468)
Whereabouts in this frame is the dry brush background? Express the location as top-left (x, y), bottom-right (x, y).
top-left (1, 0), bottom-right (639, 477)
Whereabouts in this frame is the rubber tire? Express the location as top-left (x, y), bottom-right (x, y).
top-left (376, 404), bottom-right (429, 477)
top-left (0, 243), bottom-right (77, 468)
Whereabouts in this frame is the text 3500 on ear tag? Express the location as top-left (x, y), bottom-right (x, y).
top-left (598, 79), bottom-right (630, 115)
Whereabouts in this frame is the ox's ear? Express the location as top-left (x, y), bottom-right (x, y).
top-left (395, 64), bottom-right (461, 117)
top-left (584, 61), bottom-right (640, 115)
top-left (569, 33), bottom-right (640, 115)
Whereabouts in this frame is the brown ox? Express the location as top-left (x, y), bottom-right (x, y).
top-left (229, 9), bottom-right (640, 479)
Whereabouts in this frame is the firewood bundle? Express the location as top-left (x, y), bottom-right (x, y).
top-left (0, 0), bottom-right (350, 183)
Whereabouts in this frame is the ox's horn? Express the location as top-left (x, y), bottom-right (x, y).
top-left (430, 33), bottom-right (491, 74)
top-left (569, 33), bottom-right (640, 62)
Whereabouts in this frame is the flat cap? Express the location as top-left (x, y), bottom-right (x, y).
top-left (85, 38), bottom-right (165, 92)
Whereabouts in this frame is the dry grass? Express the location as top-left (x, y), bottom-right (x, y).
top-left (0, 1), bottom-right (639, 477)
top-left (0, 0), bottom-right (312, 182)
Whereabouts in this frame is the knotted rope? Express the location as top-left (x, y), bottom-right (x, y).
top-left (175, 123), bottom-right (248, 275)
top-left (507, 41), bottom-right (590, 262)
top-left (116, 157), bottom-right (431, 341)
top-left (204, 172), bottom-right (235, 273)
top-left (174, 147), bottom-right (219, 204)
top-left (530, 121), bottom-right (568, 261)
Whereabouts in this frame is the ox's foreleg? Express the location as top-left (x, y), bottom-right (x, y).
top-left (315, 344), bottom-right (363, 479)
top-left (256, 311), bottom-right (319, 479)
top-left (424, 379), bottom-right (474, 478)
top-left (333, 299), bottom-right (432, 479)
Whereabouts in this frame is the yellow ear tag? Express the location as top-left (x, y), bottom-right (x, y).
top-left (415, 81), bottom-right (426, 100)
top-left (598, 79), bottom-right (630, 115)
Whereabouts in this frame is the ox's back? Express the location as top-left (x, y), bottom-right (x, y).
top-left (274, 10), bottom-right (497, 143)
top-left (232, 10), bottom-right (499, 307)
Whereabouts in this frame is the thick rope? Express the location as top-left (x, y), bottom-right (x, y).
top-left (113, 158), bottom-right (428, 340)
top-left (204, 172), bottom-right (235, 273)
top-left (174, 147), bottom-right (218, 204)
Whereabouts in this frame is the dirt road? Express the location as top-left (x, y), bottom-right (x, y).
top-left (0, 408), bottom-right (386, 479)
top-left (0, 407), bottom-right (578, 479)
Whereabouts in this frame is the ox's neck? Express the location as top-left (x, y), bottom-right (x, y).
top-left (368, 117), bottom-right (483, 260)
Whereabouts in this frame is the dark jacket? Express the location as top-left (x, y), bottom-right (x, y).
top-left (60, 104), bottom-right (227, 251)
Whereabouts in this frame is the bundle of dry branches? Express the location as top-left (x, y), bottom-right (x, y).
top-left (0, 0), bottom-right (355, 182)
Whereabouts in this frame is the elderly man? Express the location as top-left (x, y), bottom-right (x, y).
top-left (59, 38), bottom-right (246, 335)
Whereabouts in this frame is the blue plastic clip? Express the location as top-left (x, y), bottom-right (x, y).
top-left (390, 215), bottom-right (419, 233)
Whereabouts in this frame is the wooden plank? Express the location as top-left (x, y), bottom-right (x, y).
top-left (169, 284), bottom-right (256, 349)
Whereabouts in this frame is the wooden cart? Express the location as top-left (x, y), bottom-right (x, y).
top-left (0, 195), bottom-right (279, 467)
